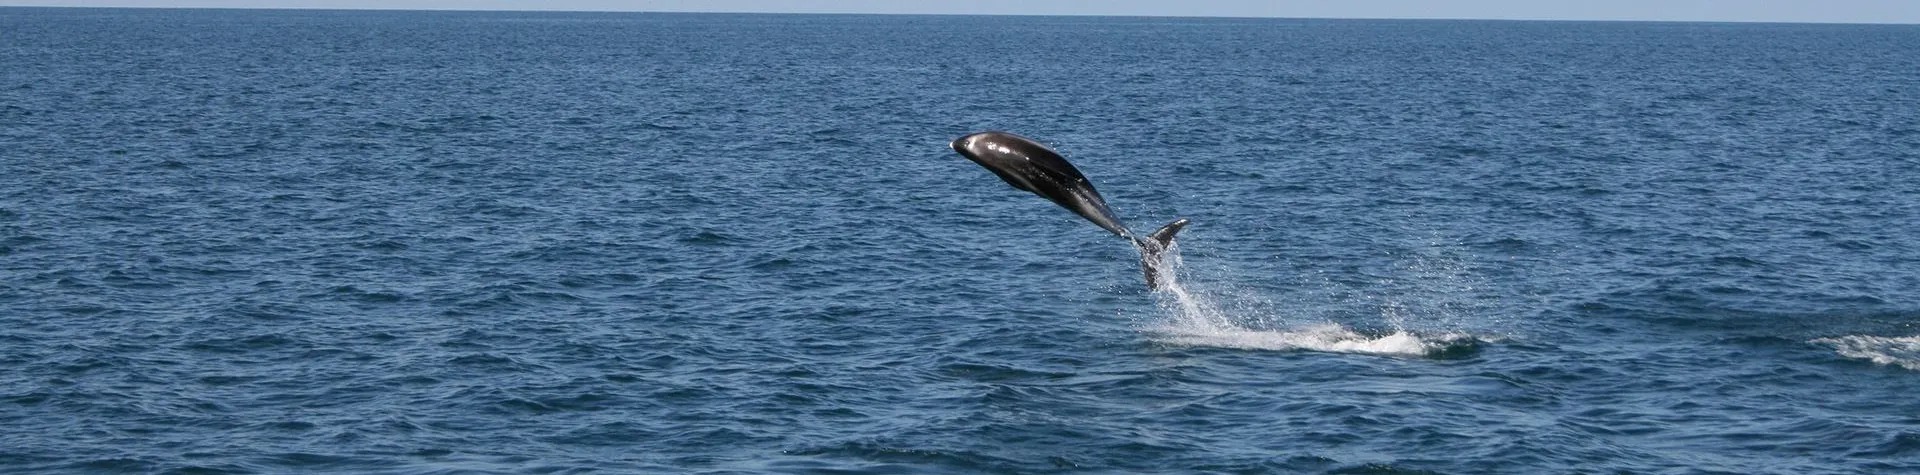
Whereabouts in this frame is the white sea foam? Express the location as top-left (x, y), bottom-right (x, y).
top-left (1142, 242), bottom-right (1480, 358)
top-left (1811, 335), bottom-right (1920, 370)
top-left (1153, 321), bottom-right (1470, 356)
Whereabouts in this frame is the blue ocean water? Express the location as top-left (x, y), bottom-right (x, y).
top-left (3, 7), bottom-right (1920, 473)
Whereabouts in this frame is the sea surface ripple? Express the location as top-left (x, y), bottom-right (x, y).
top-left (3, 8), bottom-right (1919, 474)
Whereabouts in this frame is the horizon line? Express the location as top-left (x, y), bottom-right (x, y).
top-left (4, 5), bottom-right (1919, 26)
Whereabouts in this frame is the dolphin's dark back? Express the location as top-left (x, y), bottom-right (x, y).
top-left (949, 131), bottom-right (1192, 290)
top-left (950, 132), bottom-right (1132, 237)
top-left (988, 134), bottom-right (1098, 193)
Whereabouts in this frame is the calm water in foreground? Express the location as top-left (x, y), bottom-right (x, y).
top-left (3, 8), bottom-right (1920, 474)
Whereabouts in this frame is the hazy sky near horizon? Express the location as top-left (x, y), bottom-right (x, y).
top-left (6, 0), bottom-right (1920, 24)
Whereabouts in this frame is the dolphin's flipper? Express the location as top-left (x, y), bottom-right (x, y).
top-left (1136, 218), bottom-right (1190, 290)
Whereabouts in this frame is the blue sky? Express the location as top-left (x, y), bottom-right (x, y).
top-left (5, 0), bottom-right (1920, 24)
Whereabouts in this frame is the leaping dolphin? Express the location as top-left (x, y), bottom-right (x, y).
top-left (949, 131), bottom-right (1190, 290)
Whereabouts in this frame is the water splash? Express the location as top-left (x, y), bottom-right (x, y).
top-left (1141, 242), bottom-right (1482, 358)
top-left (1812, 335), bottom-right (1920, 370)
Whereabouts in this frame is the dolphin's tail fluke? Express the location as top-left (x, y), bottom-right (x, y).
top-left (1134, 218), bottom-right (1190, 290)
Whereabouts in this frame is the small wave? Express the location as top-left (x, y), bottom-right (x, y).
top-left (1812, 335), bottom-right (1920, 370)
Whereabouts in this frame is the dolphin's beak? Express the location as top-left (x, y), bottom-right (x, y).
top-left (950, 136), bottom-right (968, 154)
